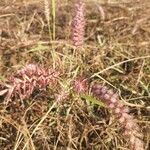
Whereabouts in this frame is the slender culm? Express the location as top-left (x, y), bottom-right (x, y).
top-left (0, 64), bottom-right (59, 105)
top-left (91, 84), bottom-right (144, 150)
top-left (72, 0), bottom-right (85, 46)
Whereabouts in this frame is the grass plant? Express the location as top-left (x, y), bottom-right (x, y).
top-left (0, 0), bottom-right (150, 150)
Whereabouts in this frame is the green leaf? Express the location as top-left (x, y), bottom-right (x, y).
top-left (0, 75), bottom-right (6, 81)
top-left (27, 44), bottom-right (49, 53)
top-left (81, 94), bottom-right (105, 107)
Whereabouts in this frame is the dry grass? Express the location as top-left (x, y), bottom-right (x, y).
top-left (0, 0), bottom-right (150, 150)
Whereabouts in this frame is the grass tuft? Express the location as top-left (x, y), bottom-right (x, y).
top-left (0, 0), bottom-right (150, 150)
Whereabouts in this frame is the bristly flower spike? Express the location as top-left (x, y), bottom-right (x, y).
top-left (0, 64), bottom-right (59, 105)
top-left (92, 84), bottom-right (144, 150)
top-left (73, 77), bottom-right (88, 94)
top-left (72, 0), bottom-right (85, 46)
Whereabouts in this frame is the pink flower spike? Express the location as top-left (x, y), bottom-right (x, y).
top-left (0, 64), bottom-right (59, 105)
top-left (115, 108), bottom-right (121, 114)
top-left (72, 1), bottom-right (85, 46)
top-left (108, 103), bottom-right (115, 108)
top-left (110, 97), bottom-right (117, 103)
top-left (91, 84), bottom-right (144, 150)
top-left (103, 93), bottom-right (110, 100)
top-left (73, 77), bottom-right (88, 94)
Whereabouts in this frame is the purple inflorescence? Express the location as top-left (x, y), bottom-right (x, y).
top-left (0, 64), bottom-right (59, 104)
top-left (91, 84), bottom-right (144, 150)
top-left (73, 77), bottom-right (88, 94)
top-left (71, 1), bottom-right (85, 46)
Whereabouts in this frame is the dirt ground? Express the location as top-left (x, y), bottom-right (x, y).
top-left (0, 0), bottom-right (150, 150)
